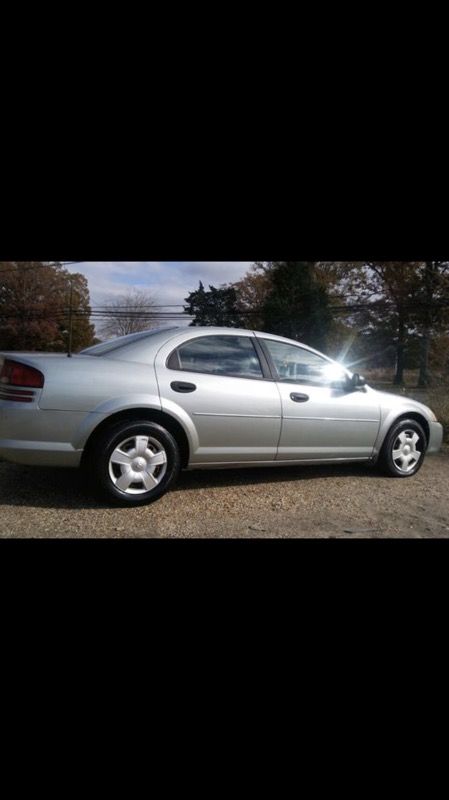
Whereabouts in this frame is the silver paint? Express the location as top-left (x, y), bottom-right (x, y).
top-left (0, 326), bottom-right (444, 471)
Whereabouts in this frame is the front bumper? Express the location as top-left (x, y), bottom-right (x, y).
top-left (427, 421), bottom-right (444, 454)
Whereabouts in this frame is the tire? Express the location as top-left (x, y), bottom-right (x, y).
top-left (378, 418), bottom-right (427, 478)
top-left (85, 420), bottom-right (181, 506)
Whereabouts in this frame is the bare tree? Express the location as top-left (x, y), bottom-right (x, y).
top-left (99, 288), bottom-right (158, 339)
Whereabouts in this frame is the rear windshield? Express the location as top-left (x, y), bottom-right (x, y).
top-left (81, 327), bottom-right (179, 357)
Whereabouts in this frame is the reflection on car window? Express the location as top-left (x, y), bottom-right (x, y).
top-left (263, 340), bottom-right (331, 384)
top-left (172, 336), bottom-right (263, 379)
top-left (81, 327), bottom-right (179, 357)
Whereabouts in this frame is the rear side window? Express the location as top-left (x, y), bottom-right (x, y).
top-left (81, 327), bottom-right (180, 357)
top-left (168, 335), bottom-right (264, 379)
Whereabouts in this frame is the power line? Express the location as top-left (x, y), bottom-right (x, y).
top-left (2, 303), bottom-right (449, 317)
top-left (1, 298), bottom-right (449, 323)
top-left (88, 305), bottom-right (188, 309)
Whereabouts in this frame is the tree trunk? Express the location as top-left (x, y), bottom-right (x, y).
top-left (418, 335), bottom-right (430, 387)
top-left (393, 315), bottom-right (406, 385)
top-left (417, 262), bottom-right (434, 388)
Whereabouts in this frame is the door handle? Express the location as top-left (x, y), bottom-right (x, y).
top-left (290, 392), bottom-right (309, 403)
top-left (171, 381), bottom-right (197, 393)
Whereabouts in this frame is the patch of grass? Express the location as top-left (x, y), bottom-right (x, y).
top-left (364, 368), bottom-right (448, 389)
top-left (364, 368), bottom-right (420, 386)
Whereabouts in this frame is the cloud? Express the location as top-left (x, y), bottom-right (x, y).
top-left (69, 262), bottom-right (253, 307)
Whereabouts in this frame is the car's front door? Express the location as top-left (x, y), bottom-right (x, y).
top-left (155, 332), bottom-right (282, 465)
top-left (258, 337), bottom-right (381, 461)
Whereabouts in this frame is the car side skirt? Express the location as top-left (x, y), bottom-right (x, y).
top-left (186, 457), bottom-right (373, 470)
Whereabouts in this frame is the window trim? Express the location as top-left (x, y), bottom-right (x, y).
top-left (166, 334), bottom-right (272, 381)
top-left (258, 338), bottom-right (336, 387)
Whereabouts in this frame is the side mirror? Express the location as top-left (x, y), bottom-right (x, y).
top-left (350, 372), bottom-right (366, 389)
top-left (333, 373), bottom-right (367, 392)
top-left (328, 367), bottom-right (366, 391)
top-left (330, 371), bottom-right (350, 390)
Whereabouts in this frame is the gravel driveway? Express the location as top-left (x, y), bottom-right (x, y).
top-left (1, 448), bottom-right (448, 538)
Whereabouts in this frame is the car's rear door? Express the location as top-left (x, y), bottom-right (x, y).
top-left (155, 332), bottom-right (282, 465)
top-left (258, 337), bottom-right (381, 461)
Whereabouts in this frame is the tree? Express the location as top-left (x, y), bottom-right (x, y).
top-left (0, 261), bottom-right (95, 352)
top-left (64, 272), bottom-right (98, 353)
top-left (184, 281), bottom-right (242, 327)
top-left (99, 288), bottom-right (158, 339)
top-left (233, 266), bottom-right (273, 330)
top-left (331, 262), bottom-right (422, 385)
top-left (259, 262), bottom-right (334, 350)
top-left (369, 262), bottom-right (422, 385)
top-left (323, 260), bottom-right (449, 384)
top-left (411, 261), bottom-right (449, 386)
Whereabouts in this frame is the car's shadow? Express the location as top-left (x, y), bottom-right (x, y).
top-left (0, 460), bottom-right (382, 510)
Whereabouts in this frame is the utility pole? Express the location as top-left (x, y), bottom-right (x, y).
top-left (68, 276), bottom-right (74, 357)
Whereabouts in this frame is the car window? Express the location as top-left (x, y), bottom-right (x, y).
top-left (81, 327), bottom-right (179, 357)
top-left (262, 340), bottom-right (335, 385)
top-left (169, 335), bottom-right (264, 379)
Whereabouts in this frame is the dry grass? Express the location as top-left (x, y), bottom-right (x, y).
top-left (363, 368), bottom-right (448, 387)
top-left (363, 368), bottom-right (418, 385)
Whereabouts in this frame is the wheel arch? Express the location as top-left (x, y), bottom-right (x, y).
top-left (377, 411), bottom-right (430, 460)
top-left (80, 408), bottom-right (191, 469)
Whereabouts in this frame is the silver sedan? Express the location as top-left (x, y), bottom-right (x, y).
top-left (0, 327), bottom-right (443, 506)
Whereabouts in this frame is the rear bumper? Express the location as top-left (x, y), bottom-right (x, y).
top-left (427, 422), bottom-right (444, 454)
top-left (0, 404), bottom-right (86, 467)
top-left (0, 439), bottom-right (82, 467)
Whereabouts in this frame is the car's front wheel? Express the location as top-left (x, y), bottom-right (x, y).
top-left (86, 420), bottom-right (181, 506)
top-left (379, 418), bottom-right (427, 478)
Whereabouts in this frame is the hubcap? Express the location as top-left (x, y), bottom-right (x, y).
top-left (392, 430), bottom-right (422, 474)
top-left (108, 435), bottom-right (168, 495)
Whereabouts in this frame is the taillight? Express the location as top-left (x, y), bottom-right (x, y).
top-left (0, 359), bottom-right (44, 388)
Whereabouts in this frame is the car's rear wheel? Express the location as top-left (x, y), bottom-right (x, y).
top-left (379, 418), bottom-right (427, 478)
top-left (86, 420), bottom-right (181, 506)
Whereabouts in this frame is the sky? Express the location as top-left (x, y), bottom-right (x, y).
top-left (71, 262), bottom-right (253, 307)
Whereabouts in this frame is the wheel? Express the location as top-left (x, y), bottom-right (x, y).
top-left (86, 420), bottom-right (181, 506)
top-left (378, 418), bottom-right (427, 478)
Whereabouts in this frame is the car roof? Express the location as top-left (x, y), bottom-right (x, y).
top-left (82, 325), bottom-right (332, 364)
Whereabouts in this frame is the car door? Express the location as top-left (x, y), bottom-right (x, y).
top-left (258, 337), bottom-right (381, 461)
top-left (154, 332), bottom-right (282, 465)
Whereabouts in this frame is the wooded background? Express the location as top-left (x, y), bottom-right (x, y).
top-left (1, 261), bottom-right (448, 390)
